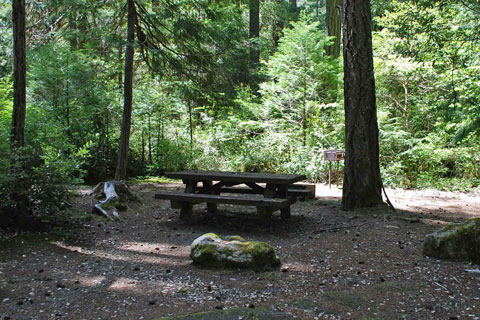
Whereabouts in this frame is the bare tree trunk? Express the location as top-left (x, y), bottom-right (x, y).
top-left (249, 0), bottom-right (260, 69)
top-left (148, 114), bottom-right (153, 164)
top-left (115, 0), bottom-right (135, 180)
top-left (11, 0), bottom-right (26, 149)
top-left (326, 0), bottom-right (341, 58)
top-left (156, 113), bottom-right (162, 162)
top-left (324, 0), bottom-right (341, 102)
top-left (141, 129), bottom-right (145, 165)
top-left (342, 0), bottom-right (383, 210)
top-left (290, 0), bottom-right (297, 14)
top-left (189, 100), bottom-right (194, 150)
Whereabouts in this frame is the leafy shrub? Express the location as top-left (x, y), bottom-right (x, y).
top-left (147, 139), bottom-right (195, 176)
top-left (380, 129), bottom-right (480, 190)
top-left (0, 146), bottom-right (80, 228)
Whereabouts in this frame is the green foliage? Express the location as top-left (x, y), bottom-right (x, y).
top-left (147, 138), bottom-right (194, 175)
top-left (1, 0), bottom-right (479, 196)
top-left (380, 127), bottom-right (480, 190)
top-left (0, 146), bottom-right (80, 226)
top-left (261, 13), bottom-right (341, 147)
top-left (374, 1), bottom-right (480, 190)
top-left (0, 78), bottom-right (12, 155)
top-left (0, 2), bottom-right (11, 78)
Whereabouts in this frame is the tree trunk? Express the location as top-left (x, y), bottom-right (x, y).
top-left (11, 0), bottom-right (26, 149)
top-left (141, 129), bottom-right (145, 165)
top-left (342, 0), bottom-right (383, 210)
top-left (148, 114), bottom-right (153, 164)
top-left (272, 0), bottom-right (285, 47)
top-left (189, 100), bottom-right (194, 150)
top-left (249, 0), bottom-right (260, 69)
top-left (68, 8), bottom-right (78, 49)
top-left (290, 0), bottom-right (297, 14)
top-left (326, 0), bottom-right (341, 58)
top-left (115, 0), bottom-right (135, 180)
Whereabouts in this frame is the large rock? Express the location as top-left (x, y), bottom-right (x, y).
top-left (190, 233), bottom-right (281, 271)
top-left (423, 218), bottom-right (480, 264)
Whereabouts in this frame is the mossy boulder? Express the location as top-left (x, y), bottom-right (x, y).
top-left (423, 218), bottom-right (480, 264)
top-left (190, 233), bottom-right (281, 271)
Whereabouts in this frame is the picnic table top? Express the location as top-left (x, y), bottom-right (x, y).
top-left (166, 170), bottom-right (306, 184)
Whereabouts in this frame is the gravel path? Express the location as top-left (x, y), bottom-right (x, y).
top-left (0, 183), bottom-right (479, 319)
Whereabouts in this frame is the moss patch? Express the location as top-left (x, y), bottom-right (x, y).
top-left (190, 233), bottom-right (281, 271)
top-left (423, 218), bottom-right (480, 264)
top-left (154, 307), bottom-right (294, 320)
top-left (324, 291), bottom-right (367, 309)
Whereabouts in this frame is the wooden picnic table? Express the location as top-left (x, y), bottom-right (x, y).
top-left (154, 170), bottom-right (308, 221)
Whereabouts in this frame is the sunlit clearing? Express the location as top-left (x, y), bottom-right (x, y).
top-left (118, 241), bottom-right (188, 257)
top-left (53, 242), bottom-right (191, 266)
top-left (282, 262), bottom-right (316, 273)
top-left (108, 277), bottom-right (142, 292)
top-left (108, 277), bottom-right (202, 296)
top-left (76, 275), bottom-right (106, 287)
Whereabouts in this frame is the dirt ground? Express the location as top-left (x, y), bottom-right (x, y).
top-left (1, 183), bottom-right (479, 320)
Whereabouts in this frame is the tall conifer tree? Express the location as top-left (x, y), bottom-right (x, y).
top-left (342, 0), bottom-right (383, 209)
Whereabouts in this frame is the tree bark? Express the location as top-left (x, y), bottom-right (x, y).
top-left (249, 0), bottom-right (260, 68)
top-left (342, 0), bottom-right (383, 210)
top-left (326, 0), bottom-right (341, 58)
top-left (148, 114), bottom-right (153, 164)
top-left (290, 0), bottom-right (297, 14)
top-left (115, 0), bottom-right (136, 180)
top-left (11, 0), bottom-right (26, 149)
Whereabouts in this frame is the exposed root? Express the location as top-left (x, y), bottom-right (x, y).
top-left (90, 181), bottom-right (138, 220)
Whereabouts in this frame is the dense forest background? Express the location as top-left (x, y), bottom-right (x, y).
top-left (0, 0), bottom-right (479, 212)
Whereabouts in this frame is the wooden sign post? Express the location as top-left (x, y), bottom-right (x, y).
top-left (323, 150), bottom-right (345, 188)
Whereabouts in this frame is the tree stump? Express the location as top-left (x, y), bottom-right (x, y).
top-left (89, 181), bottom-right (138, 220)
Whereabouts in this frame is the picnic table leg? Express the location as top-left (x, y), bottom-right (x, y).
top-left (277, 184), bottom-right (291, 220)
top-left (257, 184), bottom-right (276, 222)
top-left (202, 180), bottom-right (217, 213)
top-left (179, 180), bottom-right (197, 221)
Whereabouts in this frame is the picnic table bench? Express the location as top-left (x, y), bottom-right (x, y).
top-left (154, 170), bottom-right (309, 221)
